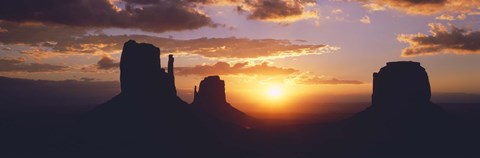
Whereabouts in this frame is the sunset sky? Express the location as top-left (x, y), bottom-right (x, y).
top-left (1, 0), bottom-right (479, 112)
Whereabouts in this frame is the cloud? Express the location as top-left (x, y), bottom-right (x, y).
top-left (237, 0), bottom-right (318, 23)
top-left (300, 77), bottom-right (363, 85)
top-left (0, 21), bottom-right (86, 46)
top-left (360, 15), bottom-right (371, 24)
top-left (0, 0), bottom-right (215, 32)
top-left (355, 0), bottom-right (480, 15)
top-left (161, 37), bottom-right (335, 59)
top-left (97, 55), bottom-right (120, 70)
top-left (435, 14), bottom-right (467, 21)
top-left (0, 27), bottom-right (7, 33)
top-left (293, 73), bottom-right (363, 85)
top-left (361, 3), bottom-right (386, 11)
top-left (435, 14), bottom-right (455, 21)
top-left (398, 23), bottom-right (480, 56)
top-left (176, 62), bottom-right (363, 85)
top-left (0, 21), bottom-right (336, 59)
top-left (1, 46), bottom-right (11, 51)
top-left (0, 57), bottom-right (68, 72)
top-left (176, 61), bottom-right (298, 76)
top-left (0, 0), bottom-right (322, 32)
top-left (80, 77), bottom-right (97, 82)
top-left (331, 9), bottom-right (343, 14)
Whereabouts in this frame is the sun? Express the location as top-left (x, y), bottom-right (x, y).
top-left (266, 85), bottom-right (283, 99)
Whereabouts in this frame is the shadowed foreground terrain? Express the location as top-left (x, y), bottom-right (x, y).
top-left (1, 40), bottom-right (480, 158)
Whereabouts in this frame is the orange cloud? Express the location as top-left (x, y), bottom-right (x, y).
top-left (357, 0), bottom-right (480, 15)
top-left (398, 23), bottom-right (480, 56)
top-left (176, 61), bottom-right (298, 76)
top-left (237, 0), bottom-right (318, 23)
top-left (0, 21), bottom-right (336, 59)
top-left (0, 57), bottom-right (68, 72)
top-left (175, 62), bottom-right (363, 85)
top-left (291, 73), bottom-right (363, 85)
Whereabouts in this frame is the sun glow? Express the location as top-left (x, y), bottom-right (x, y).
top-left (266, 85), bottom-right (284, 99)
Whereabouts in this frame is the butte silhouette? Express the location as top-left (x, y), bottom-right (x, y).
top-left (354, 61), bottom-right (445, 123)
top-left (192, 76), bottom-right (256, 127)
top-left (337, 61), bottom-right (466, 157)
top-left (76, 40), bottom-right (253, 157)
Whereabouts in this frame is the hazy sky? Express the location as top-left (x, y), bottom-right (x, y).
top-left (0, 0), bottom-right (479, 110)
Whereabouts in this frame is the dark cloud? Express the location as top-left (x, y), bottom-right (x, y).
top-left (97, 55), bottom-right (120, 70)
top-left (238, 0), bottom-right (318, 22)
top-left (0, 21), bottom-right (335, 59)
top-left (0, 27), bottom-right (7, 32)
top-left (0, 0), bottom-right (320, 32)
top-left (80, 77), bottom-right (97, 82)
top-left (357, 0), bottom-right (480, 15)
top-left (398, 23), bottom-right (480, 56)
top-left (0, 57), bottom-right (68, 72)
top-left (176, 61), bottom-right (298, 76)
top-left (0, 0), bottom-right (215, 32)
top-left (0, 21), bottom-right (86, 45)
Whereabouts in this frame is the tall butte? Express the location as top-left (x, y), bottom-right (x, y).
top-left (120, 40), bottom-right (177, 100)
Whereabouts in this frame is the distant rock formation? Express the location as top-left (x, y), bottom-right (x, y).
top-left (192, 76), bottom-right (256, 127)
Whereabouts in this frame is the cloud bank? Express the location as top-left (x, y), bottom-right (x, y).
top-left (398, 23), bottom-right (480, 56)
top-left (176, 61), bottom-right (298, 76)
top-left (357, 0), bottom-right (480, 15)
top-left (0, 0), bottom-right (215, 32)
top-left (0, 57), bottom-right (67, 72)
top-left (0, 21), bottom-right (336, 59)
top-left (175, 62), bottom-right (362, 85)
top-left (0, 0), bottom-right (320, 33)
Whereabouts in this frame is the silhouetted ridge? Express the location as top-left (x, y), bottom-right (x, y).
top-left (192, 75), bottom-right (256, 127)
